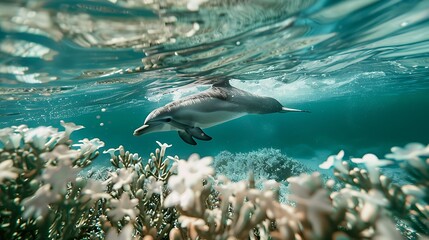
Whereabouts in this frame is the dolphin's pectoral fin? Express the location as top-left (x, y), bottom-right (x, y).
top-left (186, 127), bottom-right (212, 141)
top-left (178, 131), bottom-right (197, 145)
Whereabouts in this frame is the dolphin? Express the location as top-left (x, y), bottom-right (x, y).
top-left (133, 81), bottom-right (308, 145)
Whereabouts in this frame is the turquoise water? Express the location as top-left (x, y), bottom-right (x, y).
top-left (1, 0), bottom-right (429, 167)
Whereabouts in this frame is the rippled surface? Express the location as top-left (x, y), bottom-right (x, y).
top-left (1, 0), bottom-right (429, 160)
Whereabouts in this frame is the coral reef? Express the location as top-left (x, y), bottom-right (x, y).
top-left (213, 148), bottom-right (313, 203)
top-left (214, 148), bottom-right (311, 182)
top-left (0, 122), bottom-right (177, 239)
top-left (0, 121), bottom-right (102, 239)
top-left (0, 122), bottom-right (428, 239)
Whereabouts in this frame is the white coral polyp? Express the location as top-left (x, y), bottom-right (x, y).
top-left (156, 141), bottom-right (172, 159)
top-left (0, 127), bottom-right (25, 149)
top-left (351, 154), bottom-right (392, 167)
top-left (177, 154), bottom-right (214, 188)
top-left (40, 145), bottom-right (81, 162)
top-left (0, 160), bottom-right (19, 183)
top-left (0, 131), bottom-right (22, 149)
top-left (103, 147), bottom-right (121, 159)
top-left (60, 120), bottom-right (84, 137)
top-left (73, 138), bottom-right (105, 157)
top-left (107, 193), bottom-right (139, 222)
top-left (145, 176), bottom-right (163, 198)
top-left (109, 168), bottom-right (135, 190)
top-left (385, 142), bottom-right (429, 161)
top-left (165, 154), bottom-right (214, 211)
top-left (215, 179), bottom-right (247, 201)
top-left (24, 126), bottom-right (58, 149)
top-left (319, 150), bottom-right (348, 174)
top-left (0, 127), bottom-right (13, 144)
top-left (187, 0), bottom-right (208, 11)
top-left (164, 178), bottom-right (196, 211)
top-left (164, 175), bottom-right (194, 210)
top-left (42, 157), bottom-right (80, 194)
top-left (12, 124), bottom-right (28, 133)
top-left (81, 179), bottom-right (111, 203)
top-left (106, 223), bottom-right (134, 240)
top-left (22, 184), bottom-right (59, 219)
top-left (263, 179), bottom-right (280, 191)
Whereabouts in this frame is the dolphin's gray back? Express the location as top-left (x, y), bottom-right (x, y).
top-left (147, 83), bottom-right (283, 124)
top-left (217, 86), bottom-right (283, 114)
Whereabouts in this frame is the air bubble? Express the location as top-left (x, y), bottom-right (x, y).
top-left (400, 21), bottom-right (409, 27)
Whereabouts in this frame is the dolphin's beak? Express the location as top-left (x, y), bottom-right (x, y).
top-left (133, 124), bottom-right (150, 136)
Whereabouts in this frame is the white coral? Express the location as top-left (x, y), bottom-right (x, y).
top-left (0, 130), bottom-right (22, 149)
top-left (0, 160), bottom-right (19, 183)
top-left (106, 223), bottom-right (134, 240)
top-left (351, 153), bottom-right (393, 183)
top-left (12, 124), bottom-right (28, 133)
top-left (1, 125), bottom-right (27, 149)
top-left (0, 127), bottom-right (13, 145)
top-left (145, 176), bottom-right (163, 198)
top-left (22, 184), bottom-right (59, 219)
top-left (60, 120), bottom-right (84, 137)
top-left (81, 179), bottom-right (111, 203)
top-left (164, 175), bottom-right (196, 210)
top-left (176, 153), bottom-right (214, 188)
top-left (401, 185), bottom-right (426, 198)
top-left (351, 154), bottom-right (392, 167)
top-left (73, 138), bottom-right (105, 157)
top-left (44, 121), bottom-right (84, 146)
top-left (319, 150), bottom-right (348, 174)
top-left (156, 141), bottom-right (172, 159)
top-left (24, 126), bottom-right (58, 149)
top-left (103, 147), bottom-right (121, 159)
top-left (108, 168), bottom-right (135, 190)
top-left (187, 0), bottom-right (208, 11)
top-left (42, 160), bottom-right (80, 194)
top-left (385, 142), bottom-right (429, 161)
top-left (40, 144), bottom-right (81, 162)
top-left (107, 193), bottom-right (139, 222)
top-left (165, 154), bottom-right (214, 211)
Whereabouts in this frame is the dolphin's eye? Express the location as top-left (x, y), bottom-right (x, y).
top-left (165, 118), bottom-right (171, 122)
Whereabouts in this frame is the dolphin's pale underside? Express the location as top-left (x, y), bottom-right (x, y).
top-left (134, 81), bottom-right (308, 145)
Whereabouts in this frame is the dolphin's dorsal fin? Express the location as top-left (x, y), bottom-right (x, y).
top-left (212, 80), bottom-right (231, 88)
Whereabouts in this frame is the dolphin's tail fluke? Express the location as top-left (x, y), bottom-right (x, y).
top-left (280, 107), bottom-right (310, 113)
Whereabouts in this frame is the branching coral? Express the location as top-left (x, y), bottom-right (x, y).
top-left (0, 122), bottom-right (179, 240)
top-left (214, 148), bottom-right (311, 182)
top-left (0, 122), bottom-right (101, 239)
top-left (330, 145), bottom-right (429, 237)
top-left (0, 122), bottom-right (428, 240)
top-left (167, 148), bottom-right (428, 239)
top-left (102, 142), bottom-right (179, 239)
